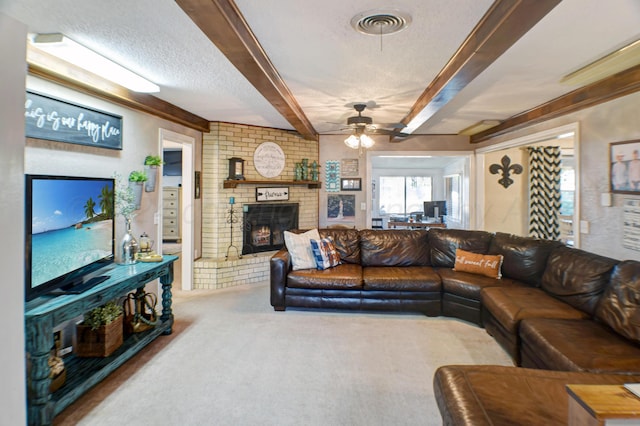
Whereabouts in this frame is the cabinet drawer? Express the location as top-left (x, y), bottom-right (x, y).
top-left (163, 208), bottom-right (178, 219)
top-left (163, 189), bottom-right (179, 200)
top-left (164, 227), bottom-right (179, 237)
top-left (163, 218), bottom-right (178, 228)
top-left (163, 199), bottom-right (178, 209)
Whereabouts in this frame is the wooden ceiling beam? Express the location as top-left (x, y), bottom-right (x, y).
top-left (394, 0), bottom-right (561, 140)
top-left (471, 64), bottom-right (640, 143)
top-left (27, 47), bottom-right (211, 133)
top-left (175, 0), bottom-right (318, 141)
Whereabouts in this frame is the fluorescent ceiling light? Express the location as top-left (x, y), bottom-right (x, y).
top-left (458, 120), bottom-right (501, 136)
top-left (561, 39), bottom-right (640, 86)
top-left (30, 33), bottom-right (159, 93)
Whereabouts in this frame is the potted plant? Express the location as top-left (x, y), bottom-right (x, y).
top-left (144, 155), bottom-right (164, 192)
top-left (75, 301), bottom-right (124, 357)
top-left (128, 170), bottom-right (147, 210)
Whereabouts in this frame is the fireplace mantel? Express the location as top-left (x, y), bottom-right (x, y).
top-left (223, 179), bottom-right (321, 189)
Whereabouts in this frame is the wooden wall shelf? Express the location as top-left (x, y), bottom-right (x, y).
top-left (223, 179), bottom-right (321, 189)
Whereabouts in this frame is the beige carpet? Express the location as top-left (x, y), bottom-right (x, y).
top-left (55, 283), bottom-right (513, 426)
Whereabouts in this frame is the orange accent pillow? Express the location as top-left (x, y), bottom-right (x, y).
top-left (453, 249), bottom-right (503, 279)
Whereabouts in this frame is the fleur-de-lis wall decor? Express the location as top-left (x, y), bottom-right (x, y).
top-left (489, 155), bottom-right (523, 188)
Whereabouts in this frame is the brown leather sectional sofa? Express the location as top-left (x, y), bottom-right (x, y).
top-left (270, 228), bottom-right (640, 425)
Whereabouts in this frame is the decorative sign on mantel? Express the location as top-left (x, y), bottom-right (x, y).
top-left (256, 187), bottom-right (289, 202)
top-left (25, 91), bottom-right (123, 150)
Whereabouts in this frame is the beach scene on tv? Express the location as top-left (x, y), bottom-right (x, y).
top-left (31, 178), bottom-right (114, 288)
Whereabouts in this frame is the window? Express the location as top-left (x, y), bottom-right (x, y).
top-left (379, 176), bottom-right (432, 215)
top-left (444, 174), bottom-right (462, 221)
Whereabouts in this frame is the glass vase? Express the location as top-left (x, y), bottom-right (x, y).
top-left (121, 219), bottom-right (139, 264)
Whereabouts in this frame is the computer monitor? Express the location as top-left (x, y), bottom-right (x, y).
top-left (424, 200), bottom-right (447, 219)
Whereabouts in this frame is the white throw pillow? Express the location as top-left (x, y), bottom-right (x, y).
top-left (284, 229), bottom-right (321, 270)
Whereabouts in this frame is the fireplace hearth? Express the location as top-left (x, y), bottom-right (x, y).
top-left (243, 203), bottom-right (298, 255)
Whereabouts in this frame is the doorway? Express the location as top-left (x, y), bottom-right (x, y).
top-left (366, 150), bottom-right (473, 229)
top-left (475, 123), bottom-right (580, 247)
top-left (159, 129), bottom-right (194, 291)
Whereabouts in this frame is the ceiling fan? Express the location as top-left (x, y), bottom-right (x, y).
top-left (338, 104), bottom-right (409, 149)
top-left (343, 103), bottom-right (409, 143)
top-left (346, 103), bottom-right (407, 134)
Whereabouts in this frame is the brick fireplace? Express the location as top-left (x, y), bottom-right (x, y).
top-left (193, 122), bottom-right (318, 289)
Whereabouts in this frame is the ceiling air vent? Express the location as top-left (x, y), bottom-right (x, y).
top-left (351, 9), bottom-right (411, 36)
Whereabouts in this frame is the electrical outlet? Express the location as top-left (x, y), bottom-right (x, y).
top-left (361, 202), bottom-right (366, 211)
top-left (154, 212), bottom-right (160, 224)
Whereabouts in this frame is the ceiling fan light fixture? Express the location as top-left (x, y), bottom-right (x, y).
top-left (344, 135), bottom-right (361, 149)
top-left (360, 134), bottom-right (375, 148)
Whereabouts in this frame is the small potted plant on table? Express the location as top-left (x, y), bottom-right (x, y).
top-left (75, 301), bottom-right (124, 357)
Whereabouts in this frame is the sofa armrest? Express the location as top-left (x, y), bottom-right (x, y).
top-left (270, 248), bottom-right (291, 310)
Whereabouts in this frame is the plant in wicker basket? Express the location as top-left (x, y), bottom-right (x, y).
top-left (75, 301), bottom-right (124, 357)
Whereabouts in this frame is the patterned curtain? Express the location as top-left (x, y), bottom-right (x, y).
top-left (528, 146), bottom-right (562, 240)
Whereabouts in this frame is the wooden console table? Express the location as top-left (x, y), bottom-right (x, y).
top-left (25, 255), bottom-right (177, 426)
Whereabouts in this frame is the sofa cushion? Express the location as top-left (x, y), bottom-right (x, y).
top-left (287, 263), bottom-right (363, 289)
top-left (429, 229), bottom-right (494, 268)
top-left (439, 269), bottom-right (525, 301)
top-left (488, 232), bottom-right (561, 286)
top-left (284, 228), bottom-right (321, 270)
top-left (481, 286), bottom-right (588, 335)
top-left (310, 236), bottom-right (341, 270)
top-left (319, 228), bottom-right (361, 264)
top-left (362, 266), bottom-right (441, 292)
top-left (595, 260), bottom-right (640, 344)
top-left (359, 229), bottom-right (430, 266)
top-left (454, 249), bottom-right (503, 279)
top-left (519, 317), bottom-right (640, 373)
top-left (434, 365), bottom-right (640, 426)
top-left (541, 246), bottom-right (618, 316)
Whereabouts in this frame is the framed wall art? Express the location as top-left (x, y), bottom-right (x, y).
top-left (611, 139), bottom-right (640, 194)
top-left (325, 160), bottom-right (340, 192)
top-left (341, 159), bottom-right (359, 176)
top-left (340, 178), bottom-right (361, 191)
top-left (25, 91), bottom-right (123, 150)
top-left (327, 194), bottom-right (355, 222)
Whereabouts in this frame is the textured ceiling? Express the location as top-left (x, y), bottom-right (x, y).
top-left (2, 0), bottom-right (640, 137)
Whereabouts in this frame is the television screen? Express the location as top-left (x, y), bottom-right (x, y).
top-left (25, 175), bottom-right (115, 301)
top-left (424, 200), bottom-right (447, 218)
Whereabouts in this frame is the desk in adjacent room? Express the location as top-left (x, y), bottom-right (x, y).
top-left (388, 221), bottom-right (446, 229)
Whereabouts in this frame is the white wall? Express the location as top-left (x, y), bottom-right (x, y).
top-left (0, 12), bottom-right (27, 425)
top-left (476, 93), bottom-right (640, 260)
top-left (25, 77), bottom-right (202, 261)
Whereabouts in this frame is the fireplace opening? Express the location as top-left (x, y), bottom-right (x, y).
top-left (243, 203), bottom-right (298, 255)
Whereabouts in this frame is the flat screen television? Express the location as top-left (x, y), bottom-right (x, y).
top-left (424, 200), bottom-right (447, 219)
top-left (25, 175), bottom-right (115, 301)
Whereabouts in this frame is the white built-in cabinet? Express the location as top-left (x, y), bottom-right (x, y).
top-left (163, 187), bottom-right (181, 242)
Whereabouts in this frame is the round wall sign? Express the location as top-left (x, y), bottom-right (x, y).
top-left (254, 142), bottom-right (285, 178)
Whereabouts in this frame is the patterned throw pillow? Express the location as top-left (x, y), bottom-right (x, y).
top-left (453, 248), bottom-right (503, 279)
top-left (284, 229), bottom-right (321, 270)
top-left (310, 237), bottom-right (342, 270)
